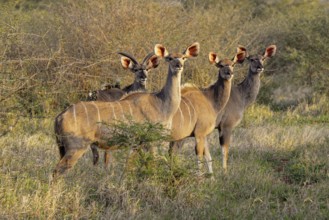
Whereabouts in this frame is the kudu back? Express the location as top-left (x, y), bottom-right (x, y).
top-left (53, 42), bottom-right (200, 178)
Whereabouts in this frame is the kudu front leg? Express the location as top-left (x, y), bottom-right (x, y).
top-left (219, 129), bottom-right (232, 173)
top-left (195, 136), bottom-right (206, 177)
top-left (203, 138), bottom-right (213, 175)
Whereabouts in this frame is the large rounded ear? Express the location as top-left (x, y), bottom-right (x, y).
top-left (237, 45), bottom-right (248, 58)
top-left (120, 56), bottom-right (134, 69)
top-left (154, 44), bottom-right (169, 58)
top-left (233, 51), bottom-right (246, 64)
top-left (118, 52), bottom-right (137, 70)
top-left (146, 54), bottom-right (160, 70)
top-left (208, 52), bottom-right (219, 64)
top-left (184, 42), bottom-right (200, 58)
top-left (263, 45), bottom-right (277, 58)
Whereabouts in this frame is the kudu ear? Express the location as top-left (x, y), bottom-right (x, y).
top-left (237, 45), bottom-right (249, 58)
top-left (233, 51), bottom-right (246, 64)
top-left (184, 42), bottom-right (200, 58)
top-left (263, 45), bottom-right (277, 59)
top-left (120, 56), bottom-right (134, 69)
top-left (118, 52), bottom-right (138, 70)
top-left (146, 54), bottom-right (160, 70)
top-left (154, 44), bottom-right (169, 58)
top-left (208, 52), bottom-right (219, 64)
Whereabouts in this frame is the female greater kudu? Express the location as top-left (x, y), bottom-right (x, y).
top-left (168, 49), bottom-right (246, 175)
top-left (53, 42), bottom-right (200, 178)
top-left (216, 45), bottom-right (277, 172)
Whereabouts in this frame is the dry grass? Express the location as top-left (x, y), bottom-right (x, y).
top-left (1, 0), bottom-right (329, 219)
top-left (0, 105), bottom-right (328, 219)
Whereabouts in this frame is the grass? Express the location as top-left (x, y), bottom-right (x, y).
top-left (0, 1), bottom-right (328, 218)
top-left (0, 105), bottom-right (328, 219)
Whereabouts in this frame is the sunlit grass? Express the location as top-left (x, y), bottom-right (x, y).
top-left (0, 109), bottom-right (328, 219)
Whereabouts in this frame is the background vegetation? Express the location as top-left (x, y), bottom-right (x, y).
top-left (0, 0), bottom-right (328, 219)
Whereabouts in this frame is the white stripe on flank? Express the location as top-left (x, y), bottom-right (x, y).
top-left (73, 104), bottom-right (77, 130)
top-left (117, 101), bottom-right (126, 121)
top-left (91, 102), bottom-right (101, 133)
top-left (181, 99), bottom-right (191, 128)
top-left (109, 102), bottom-right (117, 120)
top-left (185, 98), bottom-right (196, 126)
top-left (128, 102), bottom-right (133, 118)
top-left (178, 106), bottom-right (184, 128)
top-left (81, 102), bottom-right (90, 127)
top-left (91, 102), bottom-right (101, 122)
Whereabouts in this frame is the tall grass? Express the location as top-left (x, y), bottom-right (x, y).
top-left (0, 0), bottom-right (329, 219)
top-left (0, 112), bottom-right (328, 219)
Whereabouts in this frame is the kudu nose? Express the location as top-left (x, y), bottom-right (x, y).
top-left (257, 64), bottom-right (264, 72)
top-left (175, 63), bottom-right (182, 69)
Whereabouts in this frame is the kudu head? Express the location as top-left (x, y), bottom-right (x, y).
top-left (154, 42), bottom-right (200, 75)
top-left (209, 50), bottom-right (247, 80)
top-left (238, 45), bottom-right (277, 75)
top-left (118, 52), bottom-right (160, 87)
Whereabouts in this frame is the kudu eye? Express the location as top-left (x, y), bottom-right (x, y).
top-left (217, 63), bottom-right (224, 68)
top-left (165, 57), bottom-right (173, 62)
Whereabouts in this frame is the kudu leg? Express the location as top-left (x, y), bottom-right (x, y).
top-left (90, 144), bottom-right (100, 165)
top-left (53, 148), bottom-right (87, 178)
top-left (104, 150), bottom-right (111, 169)
top-left (168, 141), bottom-right (179, 157)
top-left (219, 129), bottom-right (232, 173)
top-left (203, 138), bottom-right (213, 175)
top-left (195, 136), bottom-right (206, 176)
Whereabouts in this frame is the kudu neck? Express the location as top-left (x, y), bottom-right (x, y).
top-left (123, 82), bottom-right (146, 93)
top-left (210, 75), bottom-right (232, 113)
top-left (157, 68), bottom-right (182, 117)
top-left (237, 68), bottom-right (261, 107)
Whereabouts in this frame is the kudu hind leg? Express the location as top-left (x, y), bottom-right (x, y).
top-left (53, 148), bottom-right (87, 177)
top-left (90, 144), bottom-right (100, 165)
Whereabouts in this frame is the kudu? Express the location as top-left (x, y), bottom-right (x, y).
top-left (87, 52), bottom-right (160, 165)
top-left (96, 49), bottom-right (246, 175)
top-left (216, 45), bottom-right (277, 172)
top-left (87, 52), bottom-right (158, 102)
top-left (168, 49), bottom-right (246, 175)
top-left (53, 42), bottom-right (200, 178)
top-left (174, 45), bottom-right (277, 172)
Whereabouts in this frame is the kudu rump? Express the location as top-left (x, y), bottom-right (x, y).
top-left (88, 52), bottom-right (160, 165)
top-left (87, 52), bottom-right (159, 102)
top-left (95, 48), bottom-right (246, 175)
top-left (53, 42), bottom-right (200, 177)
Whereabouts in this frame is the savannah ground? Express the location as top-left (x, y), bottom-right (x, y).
top-left (1, 0), bottom-right (329, 219)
